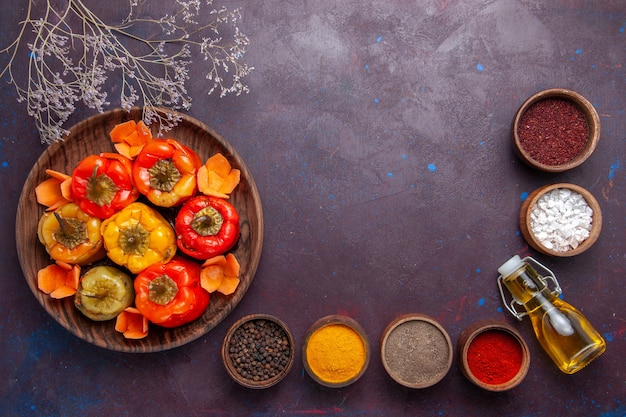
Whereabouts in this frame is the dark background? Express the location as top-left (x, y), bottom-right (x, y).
top-left (1, 1), bottom-right (624, 416)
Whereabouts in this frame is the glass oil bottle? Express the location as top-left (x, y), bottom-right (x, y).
top-left (497, 255), bottom-right (606, 374)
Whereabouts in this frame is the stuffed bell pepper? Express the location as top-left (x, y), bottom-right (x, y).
top-left (134, 257), bottom-right (210, 328)
top-left (100, 202), bottom-right (177, 274)
top-left (132, 139), bottom-right (202, 207)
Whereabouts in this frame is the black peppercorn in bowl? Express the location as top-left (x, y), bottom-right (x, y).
top-left (513, 88), bottom-right (600, 172)
top-left (222, 314), bottom-right (295, 389)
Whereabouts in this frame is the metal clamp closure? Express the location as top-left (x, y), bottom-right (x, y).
top-left (497, 256), bottom-right (562, 320)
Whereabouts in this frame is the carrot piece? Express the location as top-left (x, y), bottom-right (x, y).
top-left (35, 178), bottom-right (66, 208)
top-left (114, 142), bottom-right (131, 156)
top-left (200, 254), bottom-right (241, 294)
top-left (204, 153), bottom-right (232, 177)
top-left (129, 144), bottom-right (145, 158)
top-left (109, 120), bottom-right (153, 159)
top-left (224, 253), bottom-right (240, 277)
top-left (109, 120), bottom-right (137, 143)
top-left (201, 255), bottom-right (227, 268)
top-left (37, 262), bottom-right (80, 299)
top-left (197, 153), bottom-right (240, 198)
top-left (196, 165), bottom-right (211, 193)
top-left (217, 275), bottom-right (240, 296)
top-left (115, 307), bottom-right (149, 339)
top-left (115, 308), bottom-right (129, 331)
top-left (45, 169), bottom-right (70, 181)
top-left (38, 264), bottom-right (64, 294)
top-left (136, 121), bottom-right (152, 142)
top-left (50, 286), bottom-right (77, 299)
top-left (200, 265), bottom-right (224, 293)
top-left (55, 260), bottom-right (73, 271)
top-left (36, 169), bottom-right (73, 209)
top-left (219, 169), bottom-right (241, 195)
top-left (60, 177), bottom-right (73, 201)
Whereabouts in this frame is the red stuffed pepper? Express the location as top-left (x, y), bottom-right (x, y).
top-left (71, 152), bottom-right (139, 219)
top-left (175, 195), bottom-right (240, 260)
top-left (134, 257), bottom-right (210, 328)
top-left (132, 139), bottom-right (202, 207)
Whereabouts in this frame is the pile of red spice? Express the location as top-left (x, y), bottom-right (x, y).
top-left (467, 330), bottom-right (523, 385)
top-left (517, 98), bottom-right (589, 166)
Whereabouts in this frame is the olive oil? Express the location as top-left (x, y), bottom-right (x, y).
top-left (497, 255), bottom-right (605, 374)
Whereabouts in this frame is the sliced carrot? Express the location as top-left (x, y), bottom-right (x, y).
top-left (37, 262), bottom-right (80, 299)
top-left (113, 142), bottom-right (131, 156)
top-left (50, 286), bottom-right (77, 299)
top-left (129, 144), bottom-right (145, 158)
top-left (110, 120), bottom-right (138, 143)
top-left (55, 260), bottom-right (73, 271)
top-left (60, 177), bottom-right (73, 201)
top-left (135, 121), bottom-right (153, 144)
top-left (224, 253), bottom-right (240, 277)
top-left (219, 169), bottom-right (241, 195)
top-left (35, 178), bottom-right (67, 209)
top-left (45, 169), bottom-right (70, 182)
top-left (201, 255), bottom-right (227, 268)
top-left (115, 309), bottom-right (129, 331)
top-left (204, 153), bottom-right (232, 177)
top-left (197, 153), bottom-right (240, 198)
top-left (115, 307), bottom-right (149, 339)
top-left (200, 254), bottom-right (241, 294)
top-left (36, 170), bottom-right (73, 209)
top-left (109, 120), bottom-right (153, 159)
top-left (200, 265), bottom-right (224, 293)
top-left (217, 275), bottom-right (240, 296)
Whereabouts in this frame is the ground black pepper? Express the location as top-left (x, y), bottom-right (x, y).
top-left (228, 319), bottom-right (291, 382)
top-left (518, 98), bottom-right (589, 166)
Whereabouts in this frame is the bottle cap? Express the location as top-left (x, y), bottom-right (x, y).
top-left (497, 255), bottom-right (524, 278)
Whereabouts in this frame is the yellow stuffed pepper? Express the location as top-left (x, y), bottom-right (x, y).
top-left (100, 202), bottom-right (177, 274)
top-left (37, 202), bottom-right (106, 265)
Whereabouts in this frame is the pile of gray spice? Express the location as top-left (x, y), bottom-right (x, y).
top-left (383, 320), bottom-right (451, 387)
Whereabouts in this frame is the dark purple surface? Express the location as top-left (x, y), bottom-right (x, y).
top-left (1, 1), bottom-right (625, 416)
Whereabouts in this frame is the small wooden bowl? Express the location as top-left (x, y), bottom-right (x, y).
top-left (457, 320), bottom-right (530, 392)
top-left (222, 314), bottom-right (295, 389)
top-left (520, 183), bottom-right (602, 257)
top-left (380, 314), bottom-right (453, 389)
top-left (302, 315), bottom-right (370, 388)
top-left (513, 88), bottom-right (600, 172)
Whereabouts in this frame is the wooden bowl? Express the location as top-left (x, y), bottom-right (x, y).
top-left (302, 315), bottom-right (371, 388)
top-left (380, 314), bottom-right (453, 389)
top-left (15, 108), bottom-right (264, 352)
top-left (520, 183), bottom-right (602, 257)
top-left (457, 320), bottom-right (530, 392)
top-left (513, 88), bottom-right (600, 172)
top-left (222, 314), bottom-right (295, 389)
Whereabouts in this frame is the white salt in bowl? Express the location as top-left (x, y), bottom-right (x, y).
top-left (519, 183), bottom-right (602, 257)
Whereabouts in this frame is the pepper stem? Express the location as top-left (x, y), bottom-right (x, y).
top-left (148, 159), bottom-right (181, 192)
top-left (148, 274), bottom-right (179, 306)
top-left (119, 223), bottom-right (150, 256)
top-left (86, 164), bottom-right (119, 207)
top-left (190, 206), bottom-right (223, 236)
top-left (53, 211), bottom-right (87, 249)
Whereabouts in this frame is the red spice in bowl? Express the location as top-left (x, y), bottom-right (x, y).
top-left (466, 330), bottom-right (523, 385)
top-left (457, 320), bottom-right (530, 392)
top-left (513, 88), bottom-right (600, 172)
top-left (518, 98), bottom-right (588, 166)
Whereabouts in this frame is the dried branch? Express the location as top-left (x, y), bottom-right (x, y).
top-left (0, 0), bottom-right (254, 144)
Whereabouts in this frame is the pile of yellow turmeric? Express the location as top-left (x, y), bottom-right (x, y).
top-left (305, 323), bottom-right (367, 384)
